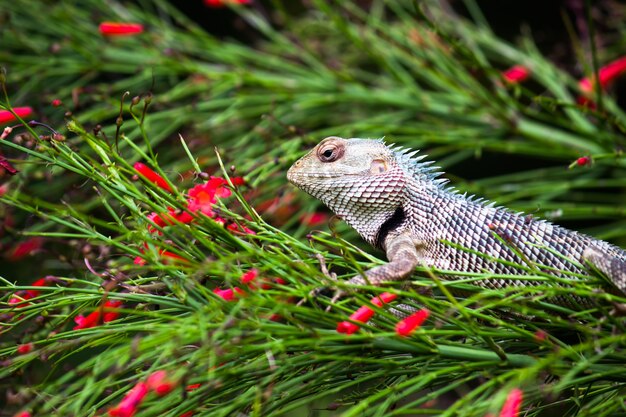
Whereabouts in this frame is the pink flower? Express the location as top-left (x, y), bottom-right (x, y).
top-left (74, 300), bottom-right (123, 330)
top-left (17, 343), bottom-right (33, 354)
top-left (213, 287), bottom-right (244, 301)
top-left (134, 162), bottom-right (173, 193)
top-left (108, 382), bottom-right (149, 417)
top-left (502, 65), bottom-right (530, 84)
top-left (99, 22), bottom-right (144, 36)
top-left (146, 370), bottom-right (175, 396)
top-left (51, 99), bottom-right (63, 107)
top-left (240, 269), bottom-right (259, 285)
top-left (395, 309), bottom-right (430, 336)
top-left (13, 412), bottom-right (31, 417)
top-left (0, 107), bottom-right (33, 125)
top-left (499, 388), bottom-right (523, 417)
top-left (337, 292), bottom-right (398, 334)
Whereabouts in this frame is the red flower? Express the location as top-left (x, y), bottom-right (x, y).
top-left (51, 99), bottom-right (63, 107)
top-left (576, 156), bottom-right (591, 166)
top-left (17, 343), bottom-right (33, 354)
top-left (0, 107), bottom-right (33, 125)
top-left (74, 300), bottom-right (123, 330)
top-left (337, 292), bottom-right (398, 334)
top-left (395, 309), bottom-right (430, 336)
top-left (226, 222), bottom-right (256, 235)
top-left (187, 177), bottom-right (231, 216)
top-left (300, 212), bottom-right (329, 226)
top-left (179, 412), bottom-right (194, 417)
top-left (134, 162), bottom-right (173, 193)
top-left (134, 245), bottom-right (189, 265)
top-left (146, 370), bottom-right (175, 396)
top-left (13, 412), bottom-right (31, 417)
top-left (240, 269), bottom-right (259, 285)
top-left (533, 329), bottom-right (547, 342)
top-left (6, 237), bottom-right (43, 261)
top-left (99, 22), bottom-right (144, 36)
top-left (185, 383), bottom-right (201, 392)
top-left (579, 56), bottom-right (626, 93)
top-left (502, 65), bottom-right (530, 84)
top-left (7, 276), bottom-right (56, 311)
top-left (213, 287), bottom-right (244, 301)
top-left (203, 0), bottom-right (251, 7)
top-left (499, 388), bottom-right (523, 417)
top-left (108, 382), bottom-right (149, 417)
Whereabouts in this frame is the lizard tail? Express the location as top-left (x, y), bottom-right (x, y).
top-left (583, 246), bottom-right (626, 295)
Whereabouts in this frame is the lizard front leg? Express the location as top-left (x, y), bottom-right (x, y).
top-left (328, 233), bottom-right (422, 305)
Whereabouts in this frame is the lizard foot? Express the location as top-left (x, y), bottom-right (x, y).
top-left (296, 254), bottom-right (338, 308)
top-left (610, 302), bottom-right (626, 317)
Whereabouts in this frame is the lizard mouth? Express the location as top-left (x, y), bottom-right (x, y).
top-left (287, 164), bottom-right (339, 184)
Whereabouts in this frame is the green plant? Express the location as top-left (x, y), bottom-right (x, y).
top-left (1, 1), bottom-right (626, 416)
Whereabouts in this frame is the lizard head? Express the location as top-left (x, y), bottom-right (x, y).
top-left (287, 136), bottom-right (408, 242)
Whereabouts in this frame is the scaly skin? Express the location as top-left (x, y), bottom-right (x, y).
top-left (287, 136), bottom-right (626, 306)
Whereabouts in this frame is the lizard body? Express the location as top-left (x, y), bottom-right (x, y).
top-left (287, 136), bottom-right (626, 305)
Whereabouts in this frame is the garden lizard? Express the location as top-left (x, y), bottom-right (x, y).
top-left (287, 136), bottom-right (626, 307)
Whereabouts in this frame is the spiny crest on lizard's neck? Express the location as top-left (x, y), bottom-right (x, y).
top-left (287, 137), bottom-right (448, 234)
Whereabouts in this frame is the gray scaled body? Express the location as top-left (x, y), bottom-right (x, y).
top-left (287, 136), bottom-right (626, 305)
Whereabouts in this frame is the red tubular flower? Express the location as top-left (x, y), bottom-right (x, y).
top-left (74, 300), bottom-right (123, 330)
top-left (371, 292), bottom-right (398, 307)
top-left (499, 388), bottom-right (523, 417)
top-left (0, 107), bottom-right (33, 125)
top-left (502, 65), bottom-right (530, 84)
top-left (108, 382), bottom-right (149, 417)
top-left (17, 343), bottom-right (33, 354)
top-left (146, 370), bottom-right (175, 396)
top-left (576, 156), bottom-right (591, 166)
top-left (7, 276), bottom-right (56, 311)
top-left (179, 412), bottom-right (194, 417)
top-left (240, 269), bottom-right (259, 285)
top-left (187, 177), bottom-right (230, 216)
top-left (337, 292), bottom-right (398, 334)
top-left (395, 309), bottom-right (430, 336)
top-left (185, 383), bottom-right (201, 392)
top-left (99, 22), bottom-right (144, 36)
top-left (226, 222), bottom-right (256, 235)
top-left (213, 287), bottom-right (244, 301)
top-left (203, 0), bottom-right (251, 7)
top-left (300, 212), bottom-right (329, 226)
top-left (133, 162), bottom-right (173, 193)
top-left (51, 99), bottom-right (63, 107)
top-left (579, 56), bottom-right (626, 93)
top-left (533, 330), bottom-right (547, 342)
top-left (13, 412), bottom-right (31, 417)
top-left (6, 237), bottom-right (44, 261)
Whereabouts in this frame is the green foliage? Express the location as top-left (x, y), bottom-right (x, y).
top-left (1, 1), bottom-right (626, 416)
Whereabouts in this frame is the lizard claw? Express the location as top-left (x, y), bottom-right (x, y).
top-left (297, 254), bottom-right (338, 308)
top-left (324, 288), bottom-right (348, 312)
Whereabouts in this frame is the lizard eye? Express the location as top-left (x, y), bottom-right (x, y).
top-left (317, 142), bottom-right (344, 163)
